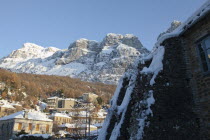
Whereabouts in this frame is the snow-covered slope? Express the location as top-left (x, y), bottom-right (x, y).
top-left (0, 34), bottom-right (149, 84)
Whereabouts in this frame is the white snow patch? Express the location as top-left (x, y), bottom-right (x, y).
top-left (37, 101), bottom-right (47, 111)
top-left (101, 46), bottom-right (114, 54)
top-left (141, 46), bottom-right (165, 85)
top-left (1, 104), bottom-right (15, 109)
top-left (50, 113), bottom-right (71, 118)
top-left (96, 62), bottom-right (106, 67)
top-left (133, 90), bottom-right (155, 140)
top-left (57, 130), bottom-right (70, 137)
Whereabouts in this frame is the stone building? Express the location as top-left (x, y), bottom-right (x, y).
top-left (0, 110), bottom-right (53, 140)
top-left (98, 1), bottom-right (210, 140)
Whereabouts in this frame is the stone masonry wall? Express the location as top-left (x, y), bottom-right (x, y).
top-left (142, 37), bottom-right (200, 140)
top-left (180, 11), bottom-right (210, 139)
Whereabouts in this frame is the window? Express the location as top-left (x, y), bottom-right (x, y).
top-left (46, 125), bottom-right (49, 132)
top-left (197, 36), bottom-right (210, 73)
top-left (1, 124), bottom-right (4, 132)
top-left (18, 123), bottom-right (22, 130)
top-left (28, 123), bottom-right (32, 131)
top-left (36, 124), bottom-right (39, 131)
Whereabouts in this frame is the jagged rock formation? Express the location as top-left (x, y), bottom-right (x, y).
top-left (0, 34), bottom-right (149, 84)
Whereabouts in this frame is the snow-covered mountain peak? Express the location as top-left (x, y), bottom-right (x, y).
top-left (0, 34), bottom-right (149, 84)
top-left (76, 38), bottom-right (89, 42)
top-left (68, 38), bottom-right (99, 51)
top-left (7, 43), bottom-right (60, 60)
top-left (124, 34), bottom-right (135, 38)
top-left (22, 43), bottom-right (44, 50)
top-left (45, 47), bottom-right (60, 52)
top-left (171, 20), bottom-right (181, 26)
top-left (100, 33), bottom-right (145, 51)
top-left (101, 33), bottom-right (123, 46)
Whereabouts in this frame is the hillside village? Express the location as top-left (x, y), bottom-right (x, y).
top-left (0, 92), bottom-right (108, 139)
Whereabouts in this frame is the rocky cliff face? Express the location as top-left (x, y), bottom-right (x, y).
top-left (0, 33), bottom-right (149, 84)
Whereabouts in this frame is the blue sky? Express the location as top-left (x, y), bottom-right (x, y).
top-left (0, 0), bottom-right (207, 58)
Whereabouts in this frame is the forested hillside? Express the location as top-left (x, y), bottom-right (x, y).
top-left (0, 68), bottom-right (116, 108)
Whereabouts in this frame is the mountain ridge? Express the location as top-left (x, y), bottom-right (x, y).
top-left (0, 33), bottom-right (149, 84)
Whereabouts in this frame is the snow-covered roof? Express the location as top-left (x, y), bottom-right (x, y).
top-left (74, 111), bottom-right (90, 117)
top-left (50, 113), bottom-right (71, 118)
top-left (96, 112), bottom-right (106, 118)
top-left (19, 134), bottom-right (51, 138)
top-left (83, 92), bottom-right (97, 95)
top-left (62, 98), bottom-right (76, 101)
top-left (57, 130), bottom-right (70, 136)
top-left (59, 123), bottom-right (75, 128)
top-left (59, 123), bottom-right (97, 129)
top-left (0, 110), bottom-right (53, 121)
top-left (47, 96), bottom-right (61, 99)
top-left (0, 100), bottom-right (21, 108)
top-left (11, 103), bottom-right (22, 106)
top-left (93, 123), bottom-right (104, 127)
top-left (37, 101), bottom-right (47, 111)
top-left (159, 0), bottom-right (210, 44)
top-left (0, 100), bottom-right (9, 105)
top-left (79, 124), bottom-right (97, 129)
top-left (0, 104), bottom-right (15, 109)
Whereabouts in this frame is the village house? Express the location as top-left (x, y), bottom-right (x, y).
top-left (0, 100), bottom-right (22, 117)
top-left (47, 96), bottom-right (80, 112)
top-left (0, 110), bottom-right (53, 140)
top-left (49, 112), bottom-right (72, 125)
top-left (57, 98), bottom-right (77, 111)
top-left (46, 96), bottom-right (61, 109)
top-left (0, 104), bottom-right (15, 117)
top-left (82, 93), bottom-right (98, 102)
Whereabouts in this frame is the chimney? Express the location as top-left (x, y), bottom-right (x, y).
top-left (23, 110), bottom-right (28, 119)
